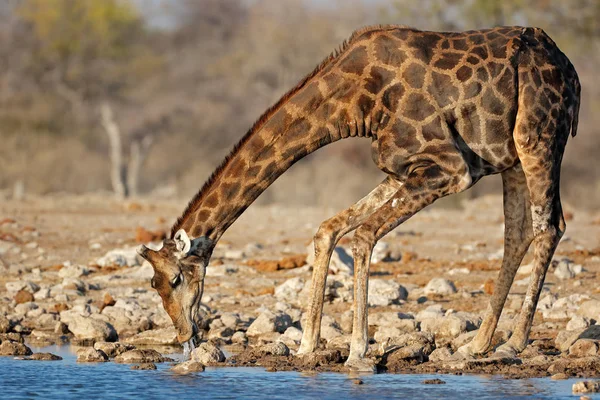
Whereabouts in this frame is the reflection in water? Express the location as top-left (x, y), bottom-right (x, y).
top-left (0, 345), bottom-right (596, 400)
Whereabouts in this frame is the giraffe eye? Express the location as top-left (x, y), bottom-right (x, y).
top-left (150, 279), bottom-right (156, 289)
top-left (170, 274), bottom-right (182, 288)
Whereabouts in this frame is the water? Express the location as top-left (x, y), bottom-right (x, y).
top-left (0, 345), bottom-right (596, 399)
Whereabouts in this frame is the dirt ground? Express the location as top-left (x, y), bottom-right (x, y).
top-left (1, 194), bottom-right (600, 378)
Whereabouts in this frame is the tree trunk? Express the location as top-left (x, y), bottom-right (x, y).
top-left (100, 102), bottom-right (127, 198)
top-left (127, 135), bottom-right (154, 197)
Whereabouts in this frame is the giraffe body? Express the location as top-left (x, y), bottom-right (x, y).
top-left (139, 25), bottom-right (580, 369)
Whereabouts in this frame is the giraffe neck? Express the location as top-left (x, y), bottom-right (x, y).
top-left (173, 75), bottom-right (366, 243)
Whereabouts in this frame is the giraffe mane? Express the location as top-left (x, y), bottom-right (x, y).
top-left (170, 25), bottom-right (412, 238)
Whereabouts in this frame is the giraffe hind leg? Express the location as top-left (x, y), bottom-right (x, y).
top-left (456, 163), bottom-right (533, 358)
top-left (298, 176), bottom-right (402, 355)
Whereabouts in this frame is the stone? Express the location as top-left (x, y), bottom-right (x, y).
top-left (274, 277), bottom-right (305, 302)
top-left (247, 311), bottom-right (292, 336)
top-left (305, 242), bottom-right (353, 275)
top-left (96, 247), bottom-right (141, 267)
top-left (556, 326), bottom-right (600, 352)
top-left (0, 341), bottom-right (32, 356)
top-left (191, 342), bottom-right (226, 364)
top-left (416, 305), bottom-right (445, 321)
top-left (94, 342), bottom-right (135, 358)
top-left (371, 241), bottom-right (391, 264)
top-left (76, 348), bottom-right (108, 362)
top-left (68, 316), bottom-right (117, 342)
top-left (384, 332), bottom-right (435, 356)
top-left (59, 264), bottom-right (89, 279)
top-left (573, 381), bottom-right (600, 394)
top-left (424, 278), bottom-right (457, 296)
top-left (569, 339), bottom-right (599, 357)
top-left (0, 315), bottom-right (12, 333)
top-left (123, 327), bottom-right (178, 346)
top-left (369, 312), bottom-right (416, 331)
top-left (567, 316), bottom-right (591, 331)
top-left (421, 313), bottom-right (480, 339)
top-left (114, 349), bottom-right (166, 364)
top-left (14, 290), bottom-right (34, 304)
top-left (171, 360), bottom-right (204, 373)
top-left (554, 258), bottom-right (583, 280)
top-left (368, 279), bottom-right (408, 306)
top-left (253, 342), bottom-right (290, 357)
top-left (231, 331), bottom-right (248, 345)
top-left (131, 363), bottom-right (157, 370)
top-left (282, 327), bottom-right (303, 342)
top-left (577, 300), bottom-right (600, 321)
top-left (219, 313), bottom-right (241, 329)
top-left (22, 353), bottom-right (62, 361)
top-left (5, 281), bottom-right (39, 294)
top-left (428, 347), bottom-right (453, 362)
top-left (62, 278), bottom-right (86, 292)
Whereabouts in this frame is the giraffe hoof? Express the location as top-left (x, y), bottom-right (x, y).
top-left (493, 343), bottom-right (519, 359)
top-left (344, 357), bottom-right (376, 373)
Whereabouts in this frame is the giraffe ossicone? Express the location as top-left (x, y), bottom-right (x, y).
top-left (142, 24), bottom-right (580, 369)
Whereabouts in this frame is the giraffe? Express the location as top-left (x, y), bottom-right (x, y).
top-left (138, 25), bottom-right (581, 370)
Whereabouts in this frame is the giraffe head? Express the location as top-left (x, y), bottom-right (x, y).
top-left (137, 229), bottom-right (212, 347)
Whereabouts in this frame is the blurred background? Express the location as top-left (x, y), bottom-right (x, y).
top-left (0, 0), bottom-right (598, 210)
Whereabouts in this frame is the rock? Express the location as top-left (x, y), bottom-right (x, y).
top-left (114, 349), bottom-right (166, 364)
top-left (94, 342), bottom-right (135, 358)
top-left (371, 241), bottom-right (391, 264)
top-left (383, 332), bottom-right (435, 356)
top-left (428, 347), bottom-right (453, 362)
top-left (577, 300), bottom-right (600, 321)
top-left (219, 313), bottom-right (241, 329)
top-left (369, 312), bottom-right (416, 331)
top-left (275, 277), bottom-right (305, 302)
top-left (0, 341), bottom-right (32, 356)
top-left (5, 281), bottom-right (39, 294)
top-left (554, 258), bottom-right (583, 280)
top-left (76, 348), bottom-right (108, 362)
top-left (551, 373), bottom-right (570, 380)
top-left (416, 305), bottom-right (445, 321)
top-left (14, 290), bottom-right (34, 304)
top-left (62, 278), bottom-right (86, 292)
top-left (191, 342), bottom-right (226, 364)
top-left (59, 264), bottom-right (89, 279)
top-left (96, 247), bottom-right (140, 267)
top-left (171, 360), bottom-right (204, 373)
top-left (68, 316), bottom-right (118, 342)
top-left (375, 326), bottom-right (409, 344)
top-left (131, 363), bottom-right (158, 370)
top-left (422, 378), bottom-right (446, 384)
top-left (421, 313), bottom-right (480, 339)
top-left (282, 327), bottom-right (303, 342)
top-left (573, 381), bottom-right (600, 394)
top-left (253, 342), bottom-right (290, 357)
top-left (569, 339), bottom-right (599, 357)
top-left (247, 311), bottom-right (292, 336)
top-left (22, 353), bottom-right (62, 361)
top-left (567, 316), bottom-right (591, 331)
top-left (556, 326), bottom-right (600, 352)
top-left (306, 242), bottom-right (353, 275)
top-left (0, 315), bottom-right (12, 333)
top-left (368, 279), bottom-right (408, 306)
top-left (231, 331), bottom-right (248, 345)
top-left (424, 278), bottom-right (457, 296)
top-left (123, 327), bottom-right (178, 346)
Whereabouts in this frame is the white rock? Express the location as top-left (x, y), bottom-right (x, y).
top-left (368, 279), bottom-right (408, 306)
top-left (448, 268), bottom-right (470, 275)
top-left (371, 241), bottom-right (390, 264)
top-left (282, 326), bottom-right (303, 342)
top-left (5, 281), bottom-right (39, 294)
top-left (567, 315), bottom-right (590, 331)
top-left (416, 305), bottom-right (445, 321)
top-left (96, 247), bottom-right (140, 267)
top-left (246, 311), bottom-right (292, 336)
top-left (275, 277), bottom-right (305, 302)
top-left (553, 258), bottom-right (583, 280)
top-left (191, 342), bottom-right (225, 364)
top-left (305, 242), bottom-right (353, 275)
top-left (59, 264), bottom-right (89, 279)
top-left (517, 262), bottom-right (534, 275)
top-left (424, 278), bottom-right (457, 296)
top-left (123, 327), bottom-right (178, 345)
top-left (68, 316), bottom-right (118, 342)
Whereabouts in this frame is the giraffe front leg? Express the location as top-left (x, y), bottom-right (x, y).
top-left (298, 178), bottom-right (400, 355)
top-left (344, 173), bottom-right (461, 371)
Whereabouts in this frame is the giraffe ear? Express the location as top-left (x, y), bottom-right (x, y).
top-left (174, 229), bottom-right (191, 255)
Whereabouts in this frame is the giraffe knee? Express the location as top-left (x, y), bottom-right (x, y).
top-left (314, 220), bottom-right (339, 257)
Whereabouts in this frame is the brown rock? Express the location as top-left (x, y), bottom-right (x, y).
top-left (483, 279), bottom-right (494, 296)
top-left (53, 303), bottom-right (69, 313)
top-left (257, 287), bottom-right (275, 296)
top-left (573, 381), bottom-right (600, 394)
top-left (0, 341), bottom-right (32, 356)
top-left (103, 292), bottom-right (116, 308)
top-left (77, 348), bottom-right (108, 362)
top-left (401, 251), bottom-right (418, 263)
top-left (569, 339), bottom-right (599, 358)
top-left (131, 363), bottom-right (157, 370)
top-left (27, 353), bottom-right (62, 361)
top-left (14, 290), bottom-right (34, 304)
top-left (114, 349), bottom-right (167, 364)
top-left (135, 226), bottom-right (165, 243)
top-left (171, 360), bottom-right (205, 373)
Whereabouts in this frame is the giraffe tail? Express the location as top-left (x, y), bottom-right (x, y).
top-left (569, 76), bottom-right (581, 138)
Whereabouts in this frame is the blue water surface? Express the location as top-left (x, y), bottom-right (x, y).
top-left (0, 345), bottom-right (596, 399)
